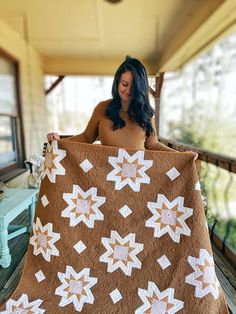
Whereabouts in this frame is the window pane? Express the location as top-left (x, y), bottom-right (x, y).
top-left (0, 56), bottom-right (17, 115)
top-left (0, 116), bottom-right (16, 168)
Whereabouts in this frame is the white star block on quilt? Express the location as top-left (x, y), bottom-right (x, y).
top-left (99, 230), bottom-right (144, 276)
top-left (109, 288), bottom-right (123, 304)
top-left (185, 249), bottom-right (220, 300)
top-left (30, 217), bottom-right (60, 262)
top-left (165, 167), bottom-right (180, 181)
top-left (107, 149), bottom-right (153, 192)
top-left (55, 266), bottom-right (97, 312)
top-left (119, 205), bottom-right (132, 218)
top-left (79, 159), bottom-right (93, 172)
top-left (42, 140), bottom-right (66, 183)
top-left (2, 293), bottom-right (45, 314)
top-left (62, 184), bottom-right (106, 227)
top-left (145, 194), bottom-right (193, 243)
top-left (157, 255), bottom-right (171, 270)
top-left (135, 281), bottom-right (184, 314)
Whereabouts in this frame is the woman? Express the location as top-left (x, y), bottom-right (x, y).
top-left (47, 57), bottom-right (175, 152)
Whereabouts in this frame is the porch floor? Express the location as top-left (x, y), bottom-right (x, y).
top-left (0, 210), bottom-right (29, 306)
top-left (0, 212), bottom-right (235, 313)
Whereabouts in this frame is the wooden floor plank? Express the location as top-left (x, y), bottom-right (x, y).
top-left (0, 256), bottom-right (25, 306)
top-left (0, 210), bottom-right (30, 290)
top-left (213, 243), bottom-right (236, 289)
top-left (215, 264), bottom-right (236, 314)
top-left (0, 209), bottom-right (30, 308)
top-left (0, 234), bottom-right (29, 291)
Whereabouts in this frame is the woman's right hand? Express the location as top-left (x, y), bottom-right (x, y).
top-left (47, 132), bottom-right (60, 142)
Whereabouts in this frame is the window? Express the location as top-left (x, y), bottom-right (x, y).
top-left (0, 51), bottom-right (25, 181)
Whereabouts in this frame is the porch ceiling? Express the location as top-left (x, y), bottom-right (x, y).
top-left (0, 0), bottom-right (232, 75)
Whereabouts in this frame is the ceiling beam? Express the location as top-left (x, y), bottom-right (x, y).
top-left (45, 76), bottom-right (65, 95)
top-left (43, 57), bottom-right (157, 76)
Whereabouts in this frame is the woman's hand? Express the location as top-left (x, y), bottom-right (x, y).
top-left (192, 152), bottom-right (201, 177)
top-left (47, 132), bottom-right (60, 142)
top-left (193, 152), bottom-right (198, 161)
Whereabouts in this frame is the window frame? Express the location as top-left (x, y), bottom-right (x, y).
top-left (0, 49), bottom-right (26, 182)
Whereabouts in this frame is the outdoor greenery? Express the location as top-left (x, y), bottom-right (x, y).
top-left (45, 76), bottom-right (113, 136)
top-left (160, 31), bottom-right (236, 251)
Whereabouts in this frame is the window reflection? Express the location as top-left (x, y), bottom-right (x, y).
top-left (0, 116), bottom-right (16, 167)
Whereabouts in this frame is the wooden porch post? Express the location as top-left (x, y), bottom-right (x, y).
top-left (149, 72), bottom-right (165, 137)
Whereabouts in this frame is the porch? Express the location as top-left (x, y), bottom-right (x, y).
top-left (0, 0), bottom-right (235, 312)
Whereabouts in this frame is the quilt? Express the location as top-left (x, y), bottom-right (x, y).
top-left (0, 140), bottom-right (228, 313)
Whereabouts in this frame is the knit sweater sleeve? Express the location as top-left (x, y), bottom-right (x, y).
top-left (66, 103), bottom-right (101, 143)
top-left (145, 117), bottom-right (175, 151)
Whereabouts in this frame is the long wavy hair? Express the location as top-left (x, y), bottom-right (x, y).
top-left (105, 56), bottom-right (155, 136)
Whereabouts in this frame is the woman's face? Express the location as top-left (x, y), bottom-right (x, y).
top-left (118, 70), bottom-right (133, 104)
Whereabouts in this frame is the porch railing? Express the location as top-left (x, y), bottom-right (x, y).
top-left (159, 137), bottom-right (236, 270)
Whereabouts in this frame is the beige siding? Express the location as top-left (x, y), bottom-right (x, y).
top-left (0, 18), bottom-right (47, 159)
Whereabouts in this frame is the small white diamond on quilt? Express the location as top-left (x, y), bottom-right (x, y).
top-left (157, 255), bottom-right (171, 270)
top-left (41, 195), bottom-right (49, 207)
top-left (165, 167), bottom-right (180, 181)
top-left (195, 181), bottom-right (201, 191)
top-left (74, 241), bottom-right (86, 254)
top-left (109, 288), bottom-right (122, 304)
top-left (119, 205), bottom-right (132, 218)
top-left (79, 159), bottom-right (93, 173)
top-left (35, 270), bottom-right (45, 282)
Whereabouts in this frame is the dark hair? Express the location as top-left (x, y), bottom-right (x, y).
top-left (105, 56), bottom-right (155, 136)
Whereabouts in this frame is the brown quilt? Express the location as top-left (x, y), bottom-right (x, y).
top-left (0, 140), bottom-right (229, 313)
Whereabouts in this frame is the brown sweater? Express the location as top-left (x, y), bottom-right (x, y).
top-left (68, 99), bottom-right (174, 151)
